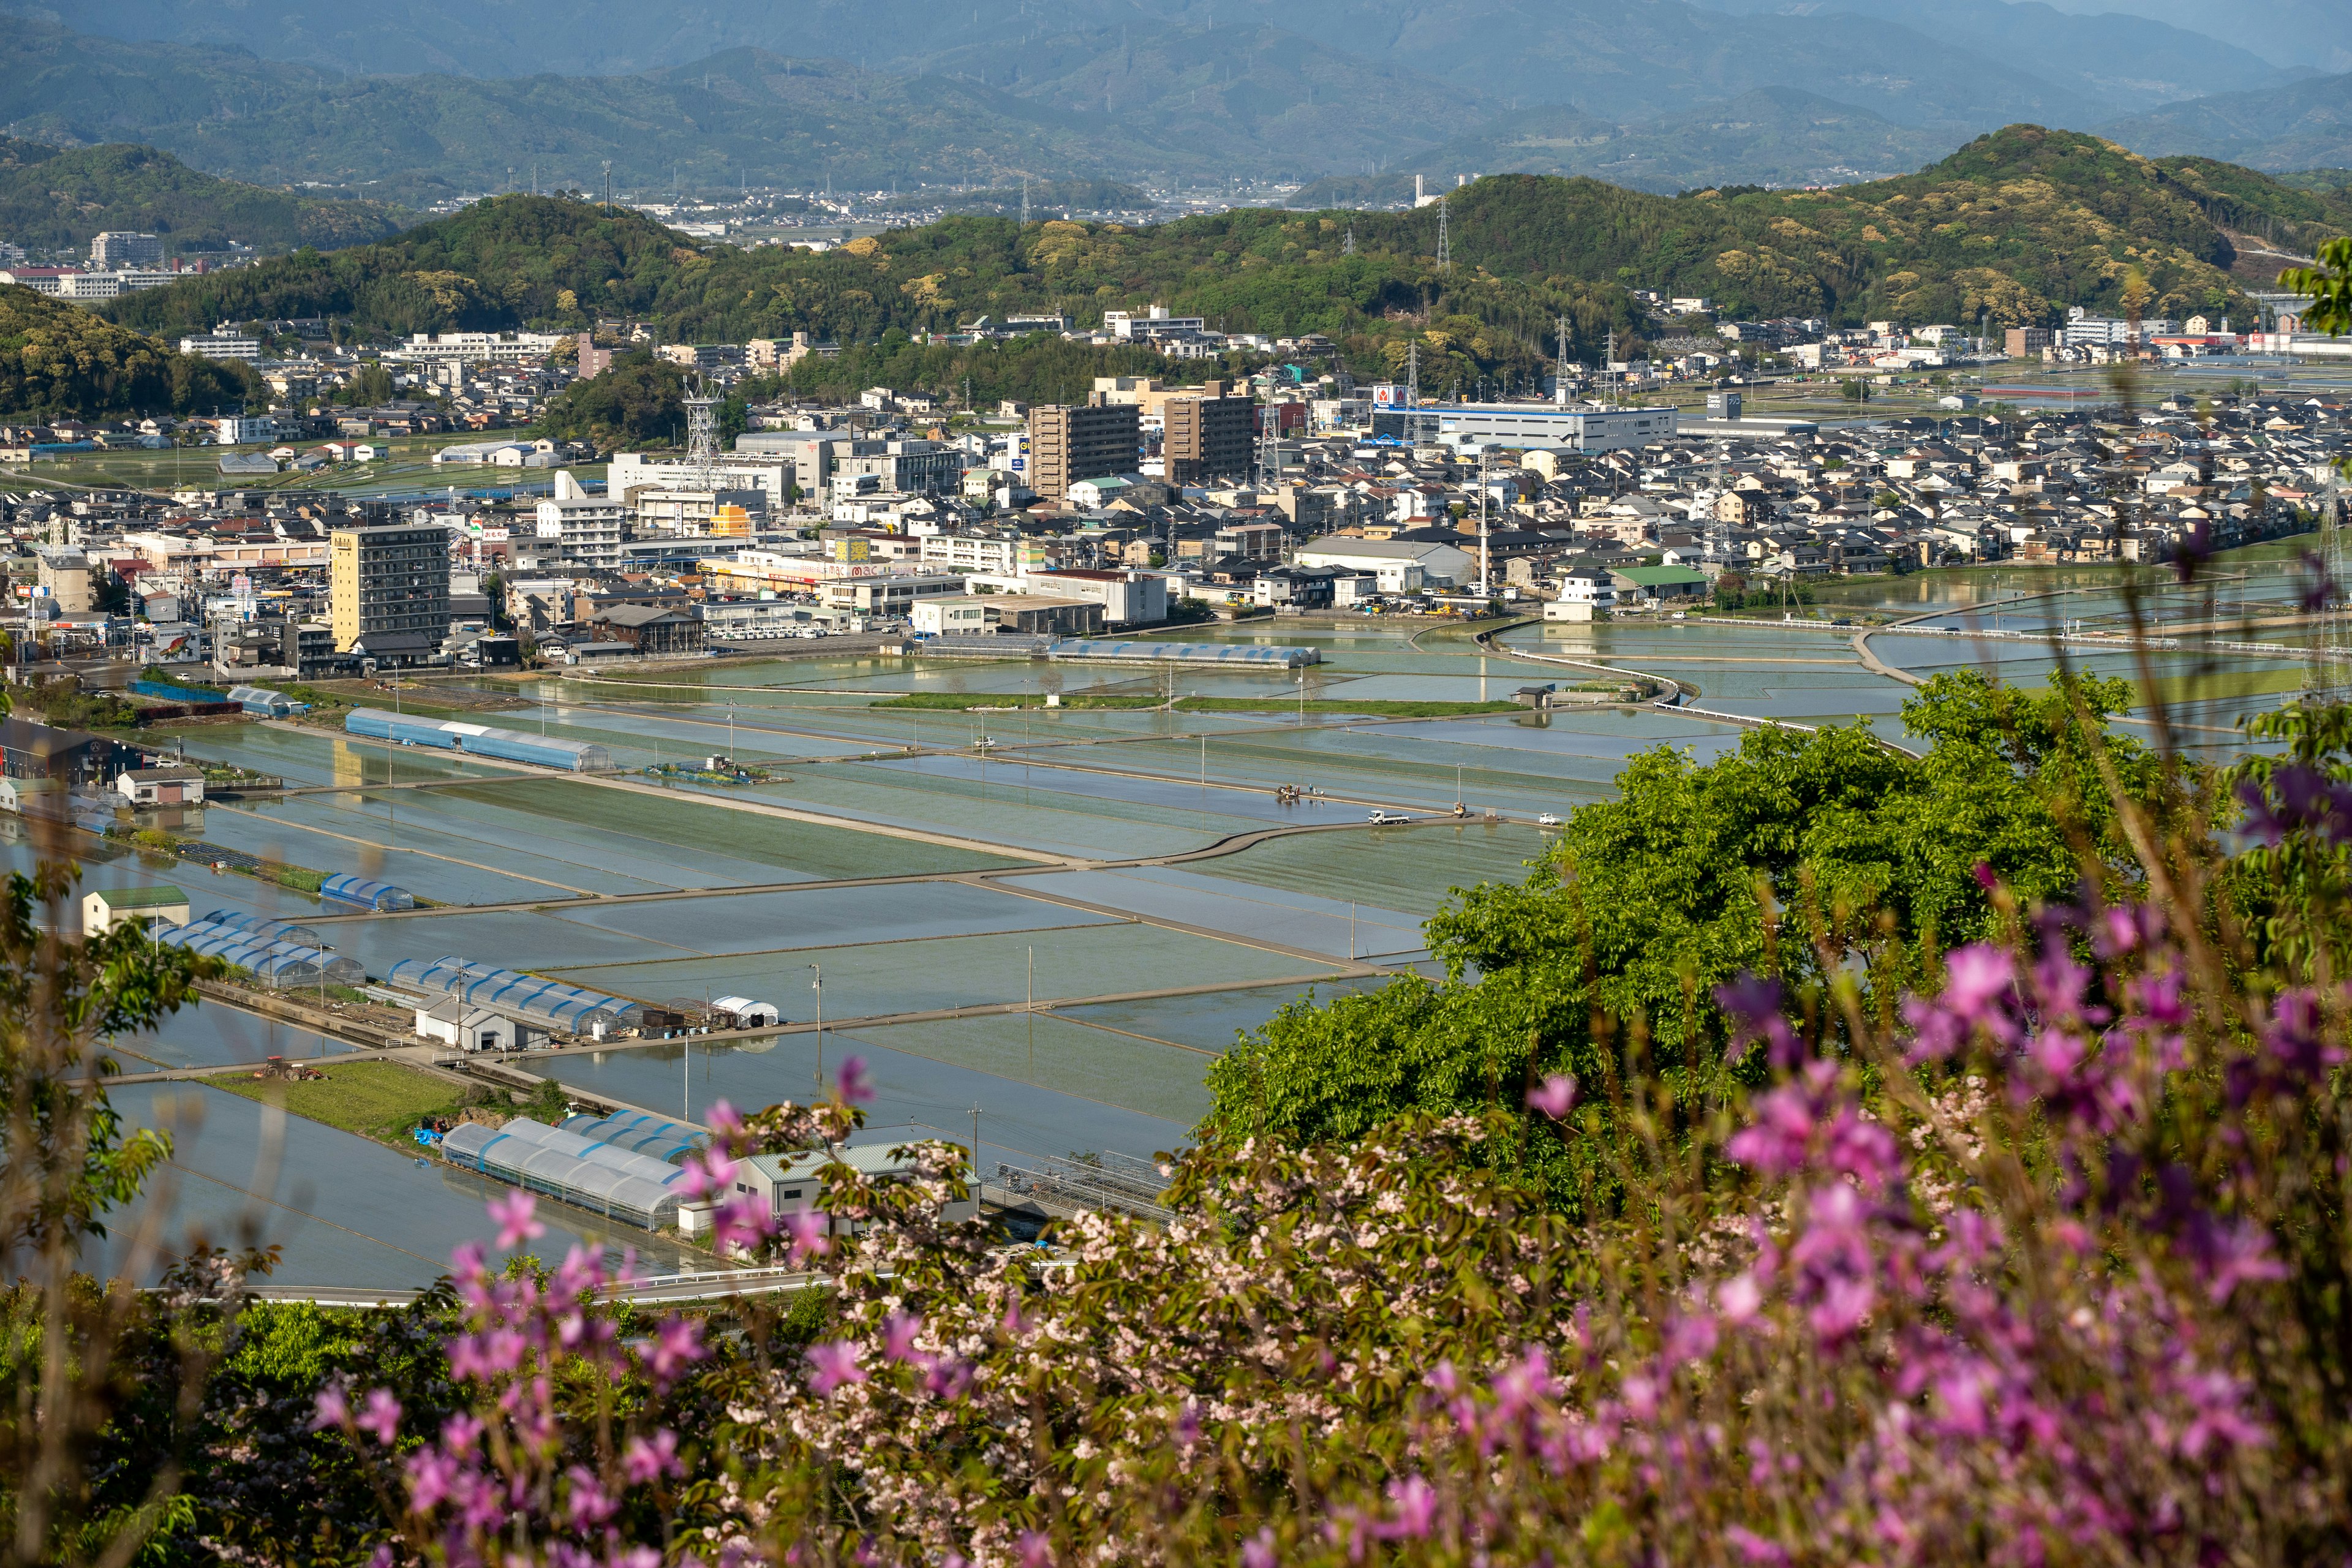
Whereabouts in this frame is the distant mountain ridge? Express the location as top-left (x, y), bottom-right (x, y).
top-left (1294, 89), bottom-right (1962, 202)
top-left (2097, 72), bottom-right (2352, 172)
top-left (6, 0), bottom-right (2331, 198)
top-left (0, 138), bottom-right (407, 254)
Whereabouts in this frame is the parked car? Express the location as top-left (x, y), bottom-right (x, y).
top-left (1536, 813), bottom-right (1562, 826)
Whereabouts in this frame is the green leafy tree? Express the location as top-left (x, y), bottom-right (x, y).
top-left (1204, 668), bottom-right (2167, 1210)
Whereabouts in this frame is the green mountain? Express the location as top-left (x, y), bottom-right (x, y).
top-left (0, 138), bottom-right (409, 256)
top-left (0, 281), bottom-right (257, 418)
top-left (102, 196), bottom-right (695, 339)
top-left (98, 128), bottom-right (2341, 407)
top-left (2097, 72), bottom-right (2352, 173)
top-left (0, 20), bottom-right (1207, 202)
top-left (1293, 89), bottom-right (1962, 202)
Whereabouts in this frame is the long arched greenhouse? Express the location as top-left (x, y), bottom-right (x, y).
top-left (440, 1118), bottom-right (693, 1230)
top-left (153, 919), bottom-right (364, 987)
top-left (388, 956), bottom-right (641, 1037)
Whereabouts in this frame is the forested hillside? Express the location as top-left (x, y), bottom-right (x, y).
top-left (104, 198), bottom-right (696, 339)
top-left (0, 139), bottom-right (408, 255)
top-left (0, 283), bottom-right (258, 417)
top-left (99, 129), bottom-right (2351, 397)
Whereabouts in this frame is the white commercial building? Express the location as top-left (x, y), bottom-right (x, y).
top-left (534, 496), bottom-right (627, 567)
top-left (609, 453), bottom-right (796, 513)
top-left (1430, 402), bottom-right (1678, 453)
top-left (1294, 537), bottom-right (1471, 591)
top-left (180, 333), bottom-right (262, 361)
top-left (390, 331), bottom-right (567, 363)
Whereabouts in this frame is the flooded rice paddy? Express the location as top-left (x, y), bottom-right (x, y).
top-left (77, 548), bottom-right (2320, 1282)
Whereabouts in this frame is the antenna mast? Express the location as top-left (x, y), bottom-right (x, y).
top-left (682, 374), bottom-right (721, 495)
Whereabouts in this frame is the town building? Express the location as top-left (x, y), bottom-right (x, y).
top-left (90, 232), bottom-right (164, 267)
top-left (1162, 381), bottom-right (1257, 485)
top-left (82, 886), bottom-right (190, 935)
top-left (329, 521), bottom-right (451, 656)
top-left (117, 765), bottom-right (206, 806)
top-left (1027, 401), bottom-right (1142, 502)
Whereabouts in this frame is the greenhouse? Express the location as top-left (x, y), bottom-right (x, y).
top-left (319, 874), bottom-right (417, 911)
top-left (440, 1117), bottom-right (692, 1229)
top-left (202, 909), bottom-right (323, 948)
top-left (343, 710), bottom-right (613, 772)
top-left (159, 918), bottom-right (366, 984)
top-left (153, 924), bottom-right (326, 988)
top-left (386, 956), bottom-right (638, 1036)
top-left (561, 1110), bottom-right (707, 1164)
top-left (1047, 639), bottom-right (1321, 668)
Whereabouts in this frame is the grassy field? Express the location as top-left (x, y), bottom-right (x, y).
top-left (3, 432), bottom-right (606, 499)
top-left (873, 693), bottom-right (1526, 717)
top-left (214, 1060), bottom-right (481, 1145)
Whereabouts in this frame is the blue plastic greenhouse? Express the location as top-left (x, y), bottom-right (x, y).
top-left (319, 874), bottom-right (416, 911)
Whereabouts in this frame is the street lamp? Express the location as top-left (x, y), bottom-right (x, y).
top-left (804, 962), bottom-right (823, 1092)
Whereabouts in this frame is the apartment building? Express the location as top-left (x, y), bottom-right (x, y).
top-left (1162, 380), bottom-right (1256, 485)
top-left (330, 521), bottom-right (451, 654)
top-left (534, 495), bottom-right (627, 566)
top-left (91, 232), bottom-right (164, 267)
top-left (1027, 399), bottom-right (1140, 502)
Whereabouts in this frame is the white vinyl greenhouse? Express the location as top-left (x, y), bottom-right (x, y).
top-left (440, 1118), bottom-right (695, 1230)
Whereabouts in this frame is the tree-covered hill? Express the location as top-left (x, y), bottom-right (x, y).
top-left (0, 282), bottom-right (258, 418)
top-left (100, 129), bottom-right (2351, 396)
top-left (0, 138), bottom-right (409, 256)
top-left (103, 196), bottom-right (696, 339)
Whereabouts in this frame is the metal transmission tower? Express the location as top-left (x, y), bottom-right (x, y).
top-left (1020, 175), bottom-right (1030, 227)
top-left (1554, 314), bottom-right (1572, 405)
top-left (1405, 339), bottom-right (1422, 442)
top-left (1435, 196), bottom-right (1450, 273)
top-left (1342, 224), bottom-right (1356, 256)
top-left (2309, 471), bottom-right (2352, 697)
top-left (682, 375), bottom-right (722, 493)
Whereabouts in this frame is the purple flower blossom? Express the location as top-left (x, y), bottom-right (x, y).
top-left (677, 1150), bottom-right (739, 1201)
top-left (1723, 1526), bottom-right (1790, 1566)
top-left (1381, 1474), bottom-right (1437, 1539)
top-left (882, 1310), bottom-right (925, 1364)
top-left (404, 1446), bottom-right (461, 1512)
top-left (310, 1383), bottom-right (349, 1432)
top-left (1716, 973), bottom-right (1799, 1068)
top-left (805, 1340), bottom-right (867, 1398)
top-left (355, 1387), bottom-right (402, 1447)
top-left (487, 1191), bottom-right (545, 1249)
top-left (1525, 1073), bottom-right (1577, 1119)
top-left (1242, 1528), bottom-right (1278, 1568)
top-left (781, 1207), bottom-right (831, 1263)
top-left (835, 1054), bottom-right (875, 1104)
top-left (564, 1465), bottom-right (617, 1529)
top-left (1016, 1530), bottom-right (1052, 1567)
top-left (623, 1428), bottom-right (683, 1485)
top-left (643, 1315), bottom-right (705, 1384)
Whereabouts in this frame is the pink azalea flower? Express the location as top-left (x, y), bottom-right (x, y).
top-left (1525, 1072), bottom-right (1578, 1119)
top-left (644, 1314), bottom-right (706, 1382)
top-left (1241, 1529), bottom-right (1278, 1568)
top-left (404, 1446), bottom-right (461, 1512)
top-left (1381, 1474), bottom-right (1437, 1539)
top-left (486, 1190), bottom-right (545, 1249)
top-left (835, 1054), bottom-right (875, 1105)
top-left (882, 1309), bottom-right (925, 1364)
top-left (623, 1428), bottom-right (683, 1485)
top-left (1016, 1531), bottom-right (1051, 1568)
top-left (355, 1387), bottom-right (402, 1446)
top-left (805, 1339), bottom-right (867, 1397)
top-left (782, 1207), bottom-right (831, 1263)
top-left (564, 1465), bottom-right (617, 1529)
top-left (310, 1383), bottom-right (349, 1431)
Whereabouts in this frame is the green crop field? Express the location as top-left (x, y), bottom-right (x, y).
top-left (5, 432), bottom-right (606, 499)
top-left (215, 1060), bottom-right (470, 1144)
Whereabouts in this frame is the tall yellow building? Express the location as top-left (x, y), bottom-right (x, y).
top-left (330, 521), bottom-right (450, 659)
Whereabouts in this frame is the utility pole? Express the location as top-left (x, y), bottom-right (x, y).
top-left (1477, 443), bottom-right (1491, 597)
top-left (601, 161), bottom-right (612, 214)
